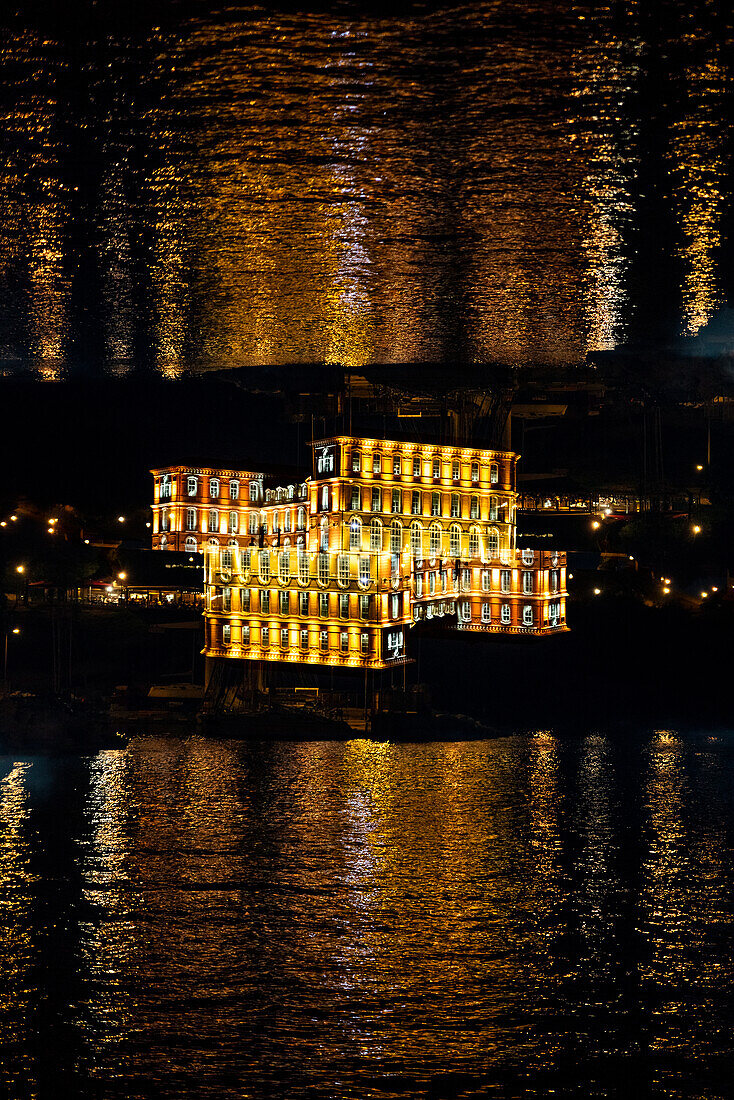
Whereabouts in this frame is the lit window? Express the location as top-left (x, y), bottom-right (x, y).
top-left (461, 568), bottom-right (470, 591)
top-left (500, 570), bottom-right (511, 593)
top-left (451, 493), bottom-right (460, 518)
top-left (392, 455), bottom-right (401, 477)
top-left (319, 592), bottom-right (328, 617)
top-left (359, 594), bottom-right (370, 619)
top-left (523, 571), bottom-right (533, 594)
top-left (350, 487), bottom-right (361, 511)
top-left (280, 626), bottom-right (289, 648)
top-left (489, 497), bottom-right (499, 521)
top-left (429, 523), bottom-right (441, 554)
top-left (490, 463), bottom-right (499, 485)
top-left (222, 587), bottom-right (231, 611)
top-left (317, 552), bottom-right (329, 585)
top-left (279, 590), bottom-right (289, 614)
top-left (261, 589), bottom-right (270, 613)
top-left (248, 513), bottom-right (258, 535)
top-left (481, 568), bottom-right (490, 592)
top-left (411, 491), bottom-right (420, 515)
top-left (501, 603), bottom-right (511, 624)
top-left (340, 631), bottom-right (349, 653)
top-left (187, 476), bottom-right (197, 496)
top-left (209, 478), bottom-right (220, 498)
top-left (369, 519), bottom-right (382, 551)
top-left (460, 600), bottom-right (470, 622)
top-left (361, 632), bottom-right (369, 654)
top-left (470, 496), bottom-right (479, 520)
top-left (249, 481), bottom-right (259, 502)
top-left (370, 486), bottom-right (380, 513)
top-left (349, 518), bottom-right (361, 550)
top-left (242, 548), bottom-right (251, 577)
top-left (410, 521), bottom-right (422, 555)
top-left (391, 593), bottom-right (399, 619)
top-left (469, 527), bottom-right (480, 556)
top-left (241, 588), bottom-right (250, 612)
top-left (522, 549), bottom-right (535, 565)
top-left (431, 492), bottom-right (440, 517)
top-left (359, 555), bottom-right (371, 587)
top-left (185, 536), bottom-right (197, 553)
top-left (262, 625), bottom-right (270, 646)
top-left (208, 510), bottom-right (219, 533)
top-left (416, 574), bottom-right (423, 597)
top-left (161, 475), bottom-right (172, 499)
top-left (229, 511), bottom-right (238, 534)
top-left (299, 591), bottom-right (309, 616)
top-left (551, 569), bottom-right (559, 593)
top-left (222, 548), bottom-right (232, 570)
top-left (391, 488), bottom-right (401, 513)
top-left (278, 550), bottom-right (290, 585)
top-left (222, 623), bottom-right (231, 645)
top-left (413, 455), bottom-right (421, 478)
top-left (298, 551), bottom-right (309, 586)
top-left (321, 485), bottom-right (329, 511)
top-left (452, 461), bottom-right (460, 481)
top-left (432, 458), bottom-right (440, 479)
top-left (338, 553), bottom-right (350, 586)
top-left (259, 550), bottom-right (270, 583)
top-left (487, 528), bottom-right (500, 557)
top-left (339, 593), bottom-right (349, 618)
top-left (450, 524), bottom-right (461, 556)
top-left (297, 507), bottom-right (306, 530)
top-left (320, 517), bottom-right (329, 551)
top-left (390, 520), bottom-right (402, 553)
top-left (229, 480), bottom-right (239, 500)
top-left (471, 462), bottom-right (479, 483)
top-left (429, 571), bottom-right (436, 595)
top-left (372, 452), bottom-right (381, 474)
top-left (319, 629), bottom-right (328, 651)
top-left (352, 450), bottom-right (361, 473)
top-left (523, 605), bottom-right (534, 626)
top-left (186, 508), bottom-right (197, 531)
top-left (481, 602), bottom-right (491, 623)
top-left (242, 624), bottom-right (250, 645)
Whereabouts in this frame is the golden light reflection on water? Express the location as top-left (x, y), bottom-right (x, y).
top-left (1, 5), bottom-right (730, 372)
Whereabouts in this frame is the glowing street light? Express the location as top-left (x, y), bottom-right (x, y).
top-left (593, 587), bottom-right (601, 595)
top-left (15, 565), bottom-right (24, 574)
top-left (10, 515), bottom-right (17, 521)
top-left (117, 572), bottom-right (127, 581)
top-left (701, 591), bottom-right (708, 599)
top-left (696, 464), bottom-right (703, 471)
top-left (48, 518), bottom-right (57, 524)
top-left (118, 516), bottom-right (125, 523)
top-left (591, 520), bottom-right (600, 530)
top-left (692, 525), bottom-right (701, 535)
top-left (662, 587), bottom-right (670, 595)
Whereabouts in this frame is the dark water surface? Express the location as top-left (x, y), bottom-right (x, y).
top-left (1, 730), bottom-right (734, 1098)
top-left (1, 1), bottom-right (732, 375)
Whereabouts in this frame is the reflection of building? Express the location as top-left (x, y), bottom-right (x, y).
top-left (153, 437), bottom-right (568, 672)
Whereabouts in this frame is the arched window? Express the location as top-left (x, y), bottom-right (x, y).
top-left (161, 474), bottom-right (172, 499)
top-left (390, 520), bottom-right (402, 553)
top-left (349, 517), bottom-right (362, 550)
top-left (229, 479), bottom-right (239, 499)
top-left (338, 553), bottom-right (349, 587)
top-left (487, 527), bottom-right (500, 557)
top-left (186, 507), bottom-right (197, 531)
top-left (501, 603), bottom-right (511, 624)
top-left (160, 535), bottom-right (167, 551)
top-left (523, 605), bottom-right (534, 626)
top-left (449, 524), bottom-right (461, 556)
top-left (209, 478), bottom-right (220, 498)
top-left (184, 536), bottom-right (197, 553)
top-left (249, 481), bottom-right (259, 502)
top-left (229, 511), bottom-right (238, 534)
top-left (317, 551), bottom-right (329, 586)
top-left (187, 476), bottom-right (198, 496)
top-left (429, 522), bottom-right (442, 555)
top-left (481, 602), bottom-right (491, 623)
top-left (297, 507), bottom-right (306, 530)
top-left (207, 537), bottom-right (219, 547)
top-left (259, 549), bottom-right (270, 583)
top-left (369, 518), bottom-right (382, 551)
top-left (469, 526), bottom-right (480, 556)
top-left (278, 550), bottom-right (290, 585)
top-left (320, 517), bottom-right (329, 551)
top-left (490, 463), bottom-right (499, 485)
top-left (410, 521), bottom-right (423, 555)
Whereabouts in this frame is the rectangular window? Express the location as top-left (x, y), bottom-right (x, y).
top-left (222, 623), bottom-right (231, 645)
top-left (523, 572), bottom-right (533, 594)
top-left (187, 476), bottom-right (197, 496)
top-left (278, 626), bottom-right (287, 648)
top-left (461, 568), bottom-right (470, 591)
top-left (241, 588), bottom-right (251, 612)
top-left (432, 458), bottom-right (440, 479)
top-left (470, 496), bottom-right (479, 520)
top-left (481, 569), bottom-right (491, 592)
top-left (299, 591), bottom-right (309, 616)
top-left (300, 628), bottom-right (308, 649)
top-left (317, 552), bottom-right (329, 585)
top-left (452, 461), bottom-right (460, 481)
top-left (372, 453), bottom-right (381, 474)
top-left (242, 623), bottom-right (250, 645)
top-left (262, 625), bottom-right (270, 646)
top-left (208, 510), bottom-right (219, 533)
top-left (338, 554), bottom-right (350, 585)
top-left (298, 552), bottom-right (309, 585)
top-left (340, 631), bottom-right (349, 653)
top-left (411, 491), bottom-right (420, 515)
top-left (500, 570), bottom-right (511, 593)
top-left (451, 493), bottom-right (460, 518)
top-left (481, 602), bottom-right (491, 623)
top-left (352, 450), bottom-right (361, 473)
top-left (359, 594), bottom-right (370, 619)
top-left (523, 605), bottom-right (534, 626)
top-left (361, 632), bottom-right (369, 654)
top-left (248, 513), bottom-right (258, 535)
top-left (391, 489), bottom-right (401, 513)
top-left (500, 604), bottom-right (510, 625)
top-left (471, 462), bottom-right (479, 483)
top-left (359, 555), bottom-right (371, 586)
top-left (229, 480), bottom-right (239, 500)
top-left (279, 590), bottom-right (290, 614)
top-left (371, 487), bottom-right (381, 512)
top-left (339, 593), bottom-right (349, 619)
top-left (229, 511), bottom-right (238, 533)
top-left (209, 478), bottom-right (220, 498)
top-left (350, 487), bottom-right (360, 511)
top-left (319, 629), bottom-right (328, 651)
top-left (222, 587), bottom-right (231, 612)
top-left (261, 589), bottom-right (270, 613)
top-left (551, 569), bottom-right (559, 593)
top-left (319, 592), bottom-right (328, 617)
top-left (321, 486), bottom-right (329, 511)
top-left (413, 455), bottom-right (421, 478)
top-left (392, 456), bottom-right (401, 476)
top-left (186, 508), bottom-right (196, 531)
top-left (490, 463), bottom-right (499, 485)
top-left (391, 593), bottom-right (399, 619)
top-left (431, 492), bottom-right (440, 517)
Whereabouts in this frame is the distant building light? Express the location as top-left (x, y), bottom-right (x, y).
top-left (593, 587), bottom-right (601, 595)
top-left (15, 565), bottom-right (24, 574)
top-left (692, 525), bottom-right (701, 534)
top-left (701, 591), bottom-right (708, 598)
top-left (662, 587), bottom-right (670, 594)
top-left (84, 539), bottom-right (90, 544)
top-left (591, 520), bottom-right (600, 530)
top-left (117, 572), bottom-right (127, 581)
top-left (696, 464), bottom-right (703, 471)
top-left (712, 586), bottom-right (718, 592)
top-left (48, 518), bottom-right (57, 524)
top-left (118, 516), bottom-right (125, 523)
top-left (12, 628), bottom-right (20, 635)
top-left (10, 515), bottom-right (17, 521)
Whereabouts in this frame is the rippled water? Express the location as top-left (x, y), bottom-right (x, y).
top-left (0, 2), bottom-right (732, 375)
top-left (1, 730), bottom-right (733, 1097)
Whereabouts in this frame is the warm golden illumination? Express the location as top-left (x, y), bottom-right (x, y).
top-left (696, 464), bottom-right (703, 471)
top-left (593, 587), bottom-right (601, 595)
top-left (692, 525), bottom-right (701, 534)
top-left (591, 520), bottom-right (600, 529)
top-left (11, 628), bottom-right (20, 635)
top-left (10, 515), bottom-right (17, 521)
top-left (117, 572), bottom-right (127, 581)
top-left (118, 516), bottom-right (125, 523)
top-left (15, 566), bottom-right (24, 574)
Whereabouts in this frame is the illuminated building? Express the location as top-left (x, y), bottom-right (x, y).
top-left (152, 438), bottom-right (567, 673)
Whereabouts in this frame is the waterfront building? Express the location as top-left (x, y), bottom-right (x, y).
top-left (152, 438), bottom-right (568, 671)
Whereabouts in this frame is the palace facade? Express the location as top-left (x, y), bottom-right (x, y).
top-left (151, 437), bottom-right (568, 671)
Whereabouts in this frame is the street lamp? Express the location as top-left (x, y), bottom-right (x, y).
top-left (3, 627), bottom-right (20, 694)
top-left (692, 525), bottom-right (701, 535)
top-left (118, 516), bottom-right (125, 523)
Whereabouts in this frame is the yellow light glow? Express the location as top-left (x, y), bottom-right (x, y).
top-left (692, 525), bottom-right (701, 534)
top-left (117, 572), bottom-right (127, 581)
top-left (12, 628), bottom-right (20, 635)
top-left (696, 464), bottom-right (703, 471)
top-left (591, 520), bottom-right (600, 529)
top-left (662, 587), bottom-right (670, 594)
top-left (10, 515), bottom-right (17, 521)
top-left (118, 516), bottom-right (125, 523)
top-left (49, 518), bottom-right (57, 524)
top-left (701, 591), bottom-right (708, 598)
top-left (15, 565), bottom-right (24, 574)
